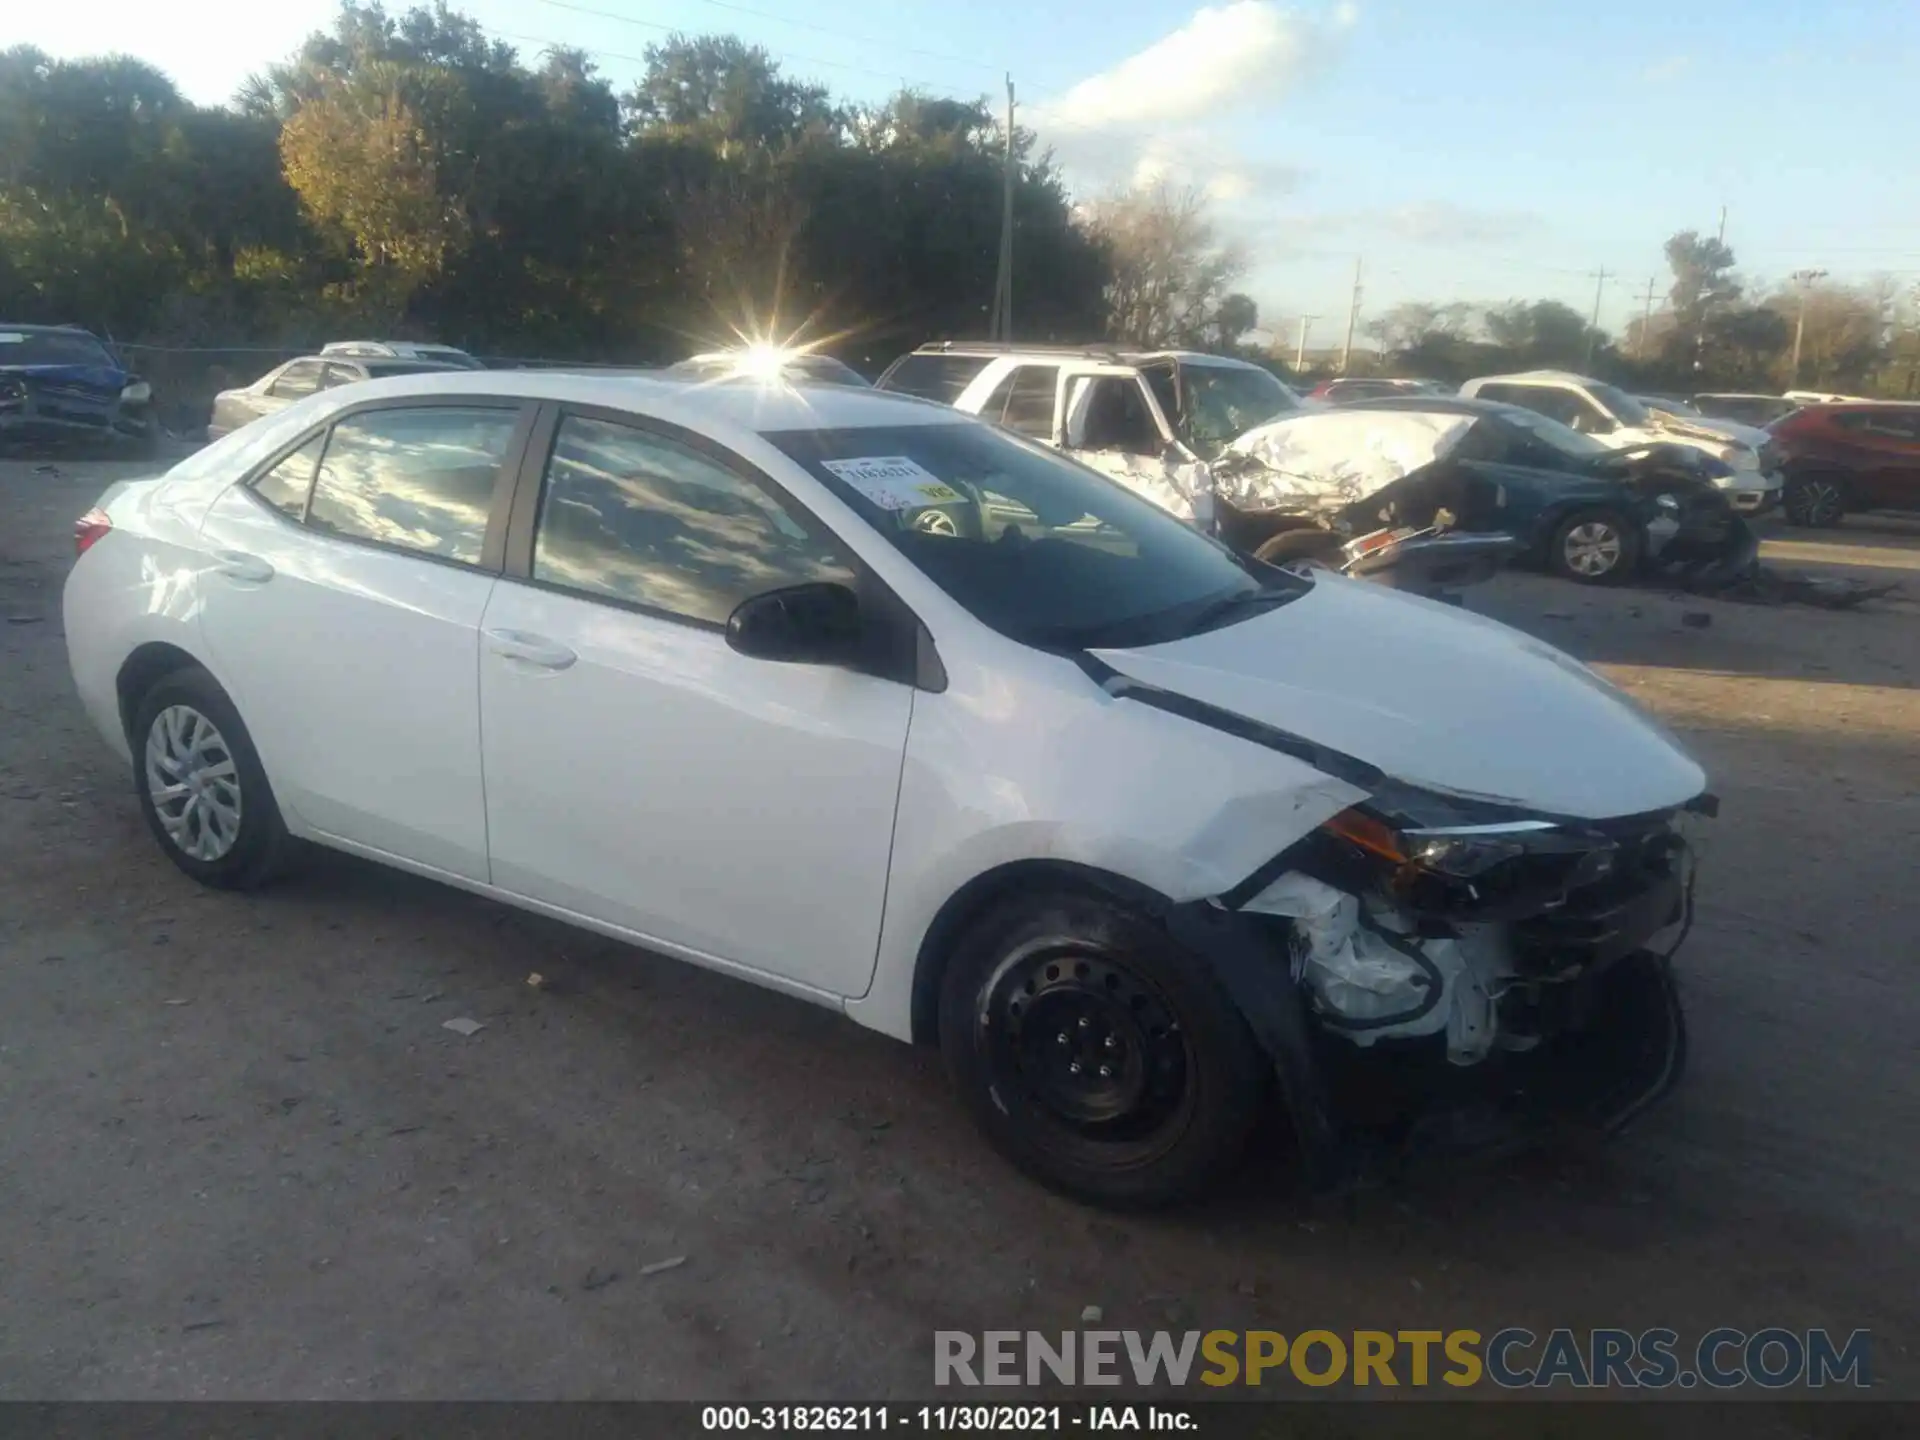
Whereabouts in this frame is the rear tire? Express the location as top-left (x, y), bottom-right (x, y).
top-left (131, 666), bottom-right (298, 890)
top-left (1547, 507), bottom-right (1641, 584)
top-left (1783, 474), bottom-right (1846, 528)
top-left (938, 889), bottom-right (1268, 1208)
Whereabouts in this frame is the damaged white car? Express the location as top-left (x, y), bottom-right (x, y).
top-left (65, 371), bottom-right (1706, 1209)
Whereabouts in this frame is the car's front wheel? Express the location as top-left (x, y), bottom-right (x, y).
top-left (939, 889), bottom-right (1268, 1207)
top-left (1548, 507), bottom-right (1641, 584)
top-left (131, 666), bottom-right (298, 889)
top-left (1783, 474), bottom-right (1847, 528)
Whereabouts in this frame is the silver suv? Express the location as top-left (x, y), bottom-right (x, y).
top-left (875, 343), bottom-right (1309, 522)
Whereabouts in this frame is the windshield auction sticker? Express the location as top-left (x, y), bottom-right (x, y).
top-left (821, 456), bottom-right (963, 510)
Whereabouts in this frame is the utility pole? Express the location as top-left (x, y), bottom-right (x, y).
top-left (1716, 204), bottom-right (1727, 246)
top-left (990, 74), bottom-right (1016, 341)
top-left (1636, 276), bottom-right (1658, 357)
top-left (1294, 315), bottom-right (1319, 371)
top-left (1584, 267), bottom-right (1609, 370)
top-left (1338, 258), bottom-right (1362, 374)
top-left (1788, 267), bottom-right (1828, 383)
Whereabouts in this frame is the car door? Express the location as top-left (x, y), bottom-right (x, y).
top-left (475, 406), bottom-right (915, 998)
top-left (194, 397), bottom-right (534, 880)
top-left (1845, 407), bottom-right (1920, 511)
top-left (1055, 365), bottom-right (1201, 520)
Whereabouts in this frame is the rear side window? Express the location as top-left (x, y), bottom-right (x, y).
top-left (977, 364), bottom-right (1059, 438)
top-left (249, 434), bottom-right (325, 519)
top-left (307, 406), bottom-right (518, 564)
top-left (876, 353), bottom-right (992, 404)
top-left (530, 414), bottom-right (855, 626)
top-left (1836, 409), bottom-right (1920, 440)
top-left (269, 361), bottom-right (326, 399)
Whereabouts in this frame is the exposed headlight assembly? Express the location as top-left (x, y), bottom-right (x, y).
top-left (1321, 807), bottom-right (1615, 882)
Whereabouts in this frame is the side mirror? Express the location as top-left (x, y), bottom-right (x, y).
top-left (726, 581), bottom-right (865, 666)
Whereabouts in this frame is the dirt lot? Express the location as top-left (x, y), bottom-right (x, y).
top-left (2, 453), bottom-right (1918, 1402)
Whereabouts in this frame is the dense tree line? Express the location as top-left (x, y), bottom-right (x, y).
top-left (0, 2), bottom-right (1108, 368)
top-left (1353, 233), bottom-right (1919, 398)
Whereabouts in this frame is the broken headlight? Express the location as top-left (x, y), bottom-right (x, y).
top-left (1322, 807), bottom-right (1615, 881)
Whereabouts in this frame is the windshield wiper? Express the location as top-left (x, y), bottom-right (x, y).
top-left (1176, 585), bottom-right (1299, 638)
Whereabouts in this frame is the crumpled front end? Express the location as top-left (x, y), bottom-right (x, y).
top-left (1170, 793), bottom-right (1701, 1184)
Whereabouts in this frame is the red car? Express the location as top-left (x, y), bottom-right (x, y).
top-left (1771, 402), bottom-right (1920, 526)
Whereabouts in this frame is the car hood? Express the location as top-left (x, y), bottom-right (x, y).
top-left (1215, 409), bottom-right (1476, 510)
top-left (1642, 408), bottom-right (1767, 450)
top-left (0, 362), bottom-right (130, 397)
top-left (1093, 574), bottom-right (1705, 820)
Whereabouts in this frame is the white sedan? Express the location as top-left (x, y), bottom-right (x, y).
top-left (65, 370), bottom-right (1709, 1205)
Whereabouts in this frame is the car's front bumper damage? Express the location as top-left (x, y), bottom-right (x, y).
top-left (1167, 808), bottom-right (1697, 1188)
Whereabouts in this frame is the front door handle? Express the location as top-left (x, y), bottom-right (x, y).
top-left (211, 549), bottom-right (275, 583)
top-left (485, 628), bottom-right (577, 671)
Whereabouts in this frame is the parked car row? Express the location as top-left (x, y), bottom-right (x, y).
top-left (63, 360), bottom-right (1708, 1206)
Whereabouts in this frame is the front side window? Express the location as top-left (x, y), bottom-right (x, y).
top-left (249, 434), bottom-right (325, 519)
top-left (767, 422), bottom-right (1296, 649)
top-left (1586, 382), bottom-right (1650, 426)
top-left (306, 406), bottom-right (519, 564)
top-left (531, 414), bottom-right (855, 626)
top-left (1069, 376), bottom-right (1162, 456)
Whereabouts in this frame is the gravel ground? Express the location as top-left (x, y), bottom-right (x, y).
top-left (2, 454), bottom-right (1917, 1402)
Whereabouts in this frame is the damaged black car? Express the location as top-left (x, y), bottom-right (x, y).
top-left (1210, 396), bottom-right (1757, 589)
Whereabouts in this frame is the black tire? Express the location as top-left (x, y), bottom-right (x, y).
top-left (130, 665), bottom-right (299, 890)
top-left (1546, 507), bottom-right (1642, 585)
top-left (1783, 474), bottom-right (1846, 528)
top-left (938, 889), bottom-right (1268, 1208)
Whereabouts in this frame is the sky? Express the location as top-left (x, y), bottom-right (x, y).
top-left (11, 0), bottom-right (1920, 343)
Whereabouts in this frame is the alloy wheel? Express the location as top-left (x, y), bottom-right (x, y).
top-left (144, 704), bottom-right (243, 861)
top-left (1789, 479), bottom-right (1842, 526)
top-left (1562, 521), bottom-right (1624, 578)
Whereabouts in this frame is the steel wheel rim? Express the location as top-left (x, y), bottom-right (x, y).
top-left (1563, 521), bottom-right (1623, 576)
top-left (913, 508), bottom-right (960, 537)
top-left (1793, 481), bottom-right (1840, 524)
top-left (145, 704), bottom-right (243, 861)
top-left (979, 939), bottom-right (1192, 1142)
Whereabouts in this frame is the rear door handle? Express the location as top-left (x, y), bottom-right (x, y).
top-left (485, 628), bottom-right (577, 671)
top-left (211, 550), bottom-right (275, 584)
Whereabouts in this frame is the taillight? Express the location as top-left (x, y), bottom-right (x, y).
top-left (75, 507), bottom-right (112, 557)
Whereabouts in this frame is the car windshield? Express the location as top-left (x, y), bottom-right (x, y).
top-left (0, 329), bottom-right (115, 368)
top-left (1587, 381), bottom-right (1650, 425)
top-left (765, 422), bottom-right (1298, 648)
top-left (1176, 362), bottom-right (1300, 457)
top-left (1496, 405), bottom-right (1610, 458)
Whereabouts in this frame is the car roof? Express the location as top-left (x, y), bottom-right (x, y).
top-left (906, 342), bottom-right (1268, 372)
top-left (1463, 369), bottom-right (1600, 388)
top-left (1345, 395), bottom-right (1513, 418)
top-left (1, 323), bottom-right (104, 337)
top-left (329, 368), bottom-right (957, 433)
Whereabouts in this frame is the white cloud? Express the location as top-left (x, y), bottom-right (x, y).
top-left (1034, 2), bottom-right (1356, 136)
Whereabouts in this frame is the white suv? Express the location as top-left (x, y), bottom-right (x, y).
top-left (1460, 371), bottom-right (1783, 513)
top-left (877, 344), bottom-right (1310, 523)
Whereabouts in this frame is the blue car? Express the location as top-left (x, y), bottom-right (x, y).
top-left (0, 325), bottom-right (158, 449)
